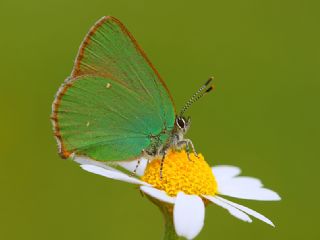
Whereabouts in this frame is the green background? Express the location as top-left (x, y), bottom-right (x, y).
top-left (1, 0), bottom-right (319, 239)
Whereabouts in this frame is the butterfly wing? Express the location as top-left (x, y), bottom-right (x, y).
top-left (52, 16), bottom-right (175, 161)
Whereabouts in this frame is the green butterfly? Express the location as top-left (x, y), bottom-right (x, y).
top-left (51, 16), bottom-right (213, 167)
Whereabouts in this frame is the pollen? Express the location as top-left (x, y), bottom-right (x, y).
top-left (141, 150), bottom-right (217, 197)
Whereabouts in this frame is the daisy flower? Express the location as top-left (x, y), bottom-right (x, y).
top-left (75, 150), bottom-right (281, 240)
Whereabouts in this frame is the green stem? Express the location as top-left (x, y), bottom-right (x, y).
top-left (161, 203), bottom-right (180, 240)
top-left (147, 196), bottom-right (184, 240)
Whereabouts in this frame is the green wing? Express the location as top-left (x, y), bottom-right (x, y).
top-left (52, 16), bottom-right (176, 161)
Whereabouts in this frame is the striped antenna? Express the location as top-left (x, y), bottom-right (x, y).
top-left (180, 77), bottom-right (214, 116)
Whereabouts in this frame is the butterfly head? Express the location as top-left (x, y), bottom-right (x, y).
top-left (176, 116), bottom-right (191, 134)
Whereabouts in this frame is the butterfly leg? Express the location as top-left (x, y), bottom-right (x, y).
top-left (185, 143), bottom-right (191, 160)
top-left (176, 140), bottom-right (191, 160)
top-left (160, 150), bottom-right (167, 180)
top-left (186, 139), bottom-right (198, 158)
top-left (177, 139), bottom-right (198, 159)
top-left (130, 148), bottom-right (150, 177)
top-left (130, 159), bottom-right (141, 177)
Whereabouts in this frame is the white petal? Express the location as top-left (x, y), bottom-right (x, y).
top-left (117, 158), bottom-right (148, 177)
top-left (212, 165), bottom-right (241, 182)
top-left (204, 195), bottom-right (252, 223)
top-left (223, 176), bottom-right (263, 188)
top-left (80, 165), bottom-right (149, 186)
top-left (216, 196), bottom-right (275, 227)
top-left (213, 165), bottom-right (281, 201)
top-left (74, 155), bottom-right (119, 171)
top-left (217, 184), bottom-right (281, 201)
top-left (140, 186), bottom-right (175, 204)
top-left (174, 192), bottom-right (205, 240)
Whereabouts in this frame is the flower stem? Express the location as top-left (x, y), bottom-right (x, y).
top-left (147, 196), bottom-right (184, 240)
top-left (161, 204), bottom-right (180, 240)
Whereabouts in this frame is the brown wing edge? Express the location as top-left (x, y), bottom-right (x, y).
top-left (70, 16), bottom-right (176, 109)
top-left (51, 77), bottom-right (74, 159)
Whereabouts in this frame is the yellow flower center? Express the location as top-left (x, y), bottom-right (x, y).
top-left (141, 150), bottom-right (217, 197)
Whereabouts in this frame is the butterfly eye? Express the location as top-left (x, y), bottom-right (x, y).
top-left (177, 117), bottom-right (186, 129)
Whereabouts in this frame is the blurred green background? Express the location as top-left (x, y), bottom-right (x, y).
top-left (1, 0), bottom-right (319, 239)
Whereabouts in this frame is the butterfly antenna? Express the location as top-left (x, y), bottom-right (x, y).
top-left (180, 77), bottom-right (214, 116)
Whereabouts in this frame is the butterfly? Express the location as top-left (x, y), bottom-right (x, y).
top-left (51, 16), bottom-right (213, 173)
